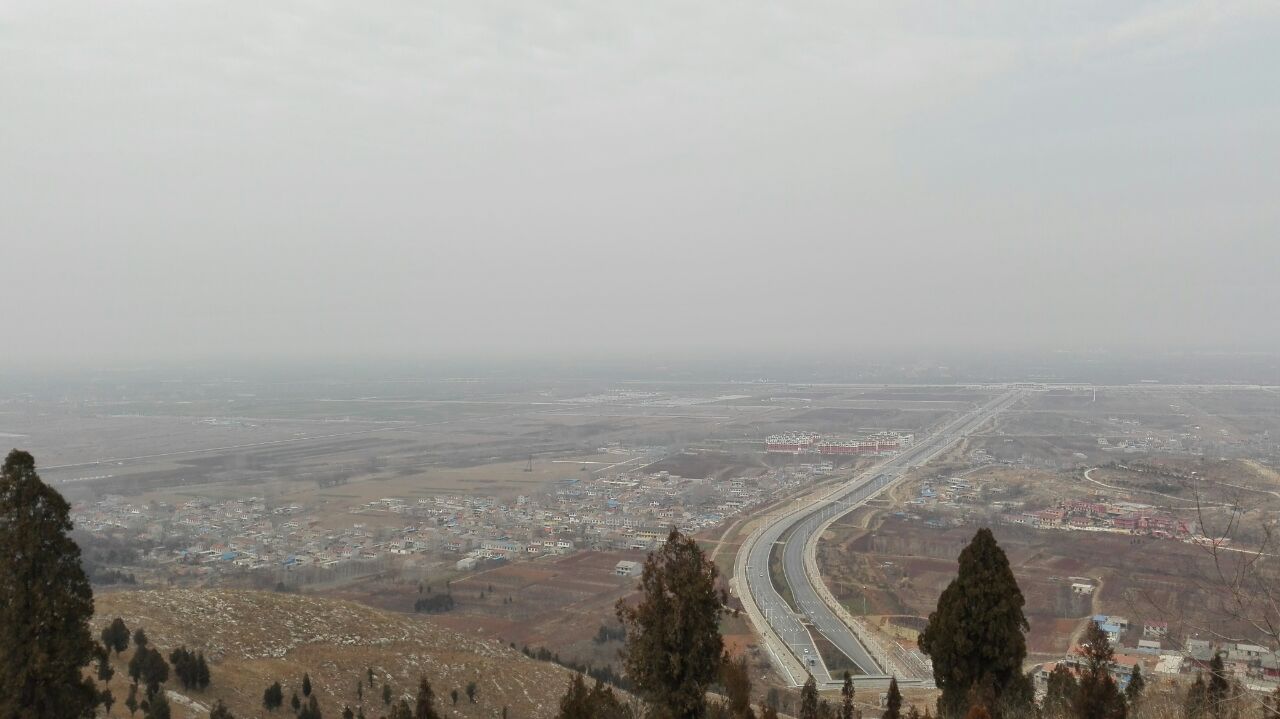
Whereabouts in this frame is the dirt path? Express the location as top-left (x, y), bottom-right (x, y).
top-left (1065, 574), bottom-right (1107, 649)
top-left (708, 516), bottom-right (748, 566)
top-left (1082, 467), bottom-right (1216, 506)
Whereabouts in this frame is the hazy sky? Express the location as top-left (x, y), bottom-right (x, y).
top-left (3, 2), bottom-right (1278, 366)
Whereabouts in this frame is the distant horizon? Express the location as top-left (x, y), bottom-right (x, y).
top-left (3, 346), bottom-right (1280, 388)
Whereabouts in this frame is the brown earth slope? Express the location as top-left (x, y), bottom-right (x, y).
top-left (92, 589), bottom-right (574, 719)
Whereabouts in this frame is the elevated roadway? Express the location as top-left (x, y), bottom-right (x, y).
top-left (735, 389), bottom-right (1021, 688)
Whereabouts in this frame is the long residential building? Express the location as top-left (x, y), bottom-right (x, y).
top-left (766, 431), bottom-right (913, 455)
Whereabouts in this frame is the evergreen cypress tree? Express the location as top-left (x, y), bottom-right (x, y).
top-left (556, 673), bottom-right (627, 719)
top-left (885, 677), bottom-right (903, 719)
top-left (169, 647), bottom-right (194, 689)
top-left (263, 681), bottom-right (284, 711)
top-left (126, 682), bottom-right (140, 716)
top-left (801, 675), bottom-right (819, 719)
top-left (383, 682), bottom-right (393, 705)
top-left (918, 528), bottom-right (1029, 719)
top-left (389, 699), bottom-right (413, 719)
top-left (144, 690), bottom-right (171, 719)
top-left (466, 680), bottom-right (478, 703)
top-left (343, 707), bottom-right (354, 719)
top-left (840, 672), bottom-right (855, 719)
top-left (129, 647), bottom-right (146, 683)
top-left (299, 695), bottom-right (322, 719)
top-left (304, 672), bottom-right (313, 697)
top-left (616, 527), bottom-right (726, 719)
top-left (209, 699), bottom-right (235, 719)
top-left (196, 652), bottom-right (211, 689)
top-left (102, 617), bottom-right (131, 655)
top-left (451, 689), bottom-right (459, 706)
top-left (587, 676), bottom-right (626, 719)
top-left (1041, 664), bottom-right (1077, 718)
top-left (1206, 653), bottom-right (1231, 719)
top-left (0, 449), bottom-right (102, 718)
top-left (1184, 674), bottom-right (1207, 719)
top-left (414, 676), bottom-right (441, 719)
top-left (557, 674), bottom-right (592, 719)
top-left (138, 648), bottom-right (170, 699)
top-left (1124, 665), bottom-right (1145, 707)
top-left (1071, 622), bottom-right (1125, 719)
top-left (97, 644), bottom-right (116, 683)
top-left (292, 691), bottom-right (302, 713)
top-left (133, 627), bottom-right (149, 650)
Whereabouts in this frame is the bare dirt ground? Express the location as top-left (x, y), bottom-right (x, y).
top-left (820, 511), bottom-right (1273, 661)
top-left (92, 588), bottom-right (575, 719)
top-left (325, 550), bottom-right (648, 653)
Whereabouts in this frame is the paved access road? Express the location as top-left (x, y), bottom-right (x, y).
top-left (741, 389), bottom-right (1022, 685)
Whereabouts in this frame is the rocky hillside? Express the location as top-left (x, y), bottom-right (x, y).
top-left (92, 589), bottom-right (574, 719)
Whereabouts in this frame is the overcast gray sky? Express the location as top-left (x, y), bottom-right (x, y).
top-left (2, 1), bottom-right (1278, 366)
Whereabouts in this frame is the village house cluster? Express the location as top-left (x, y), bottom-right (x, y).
top-left (71, 460), bottom-right (836, 583)
top-left (997, 498), bottom-right (1192, 538)
top-left (373, 462), bottom-right (834, 570)
top-left (896, 474), bottom-right (1203, 544)
top-left (1035, 613), bottom-right (1280, 696)
top-left (72, 495), bottom-right (386, 578)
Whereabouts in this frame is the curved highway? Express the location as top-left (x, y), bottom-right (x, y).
top-left (739, 389), bottom-right (1021, 686)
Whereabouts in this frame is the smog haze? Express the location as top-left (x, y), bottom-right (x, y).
top-left (3, 2), bottom-right (1279, 370)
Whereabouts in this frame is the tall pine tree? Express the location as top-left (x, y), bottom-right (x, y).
top-left (616, 528), bottom-right (726, 719)
top-left (414, 676), bottom-right (441, 719)
top-left (1124, 665), bottom-right (1145, 708)
top-left (144, 690), bottom-right (171, 719)
top-left (263, 681), bottom-right (284, 711)
top-left (918, 528), bottom-right (1029, 718)
top-left (800, 675), bottom-right (819, 719)
top-left (1184, 674), bottom-right (1208, 719)
top-left (885, 677), bottom-right (903, 719)
top-left (0, 449), bottom-right (102, 718)
top-left (1071, 621), bottom-right (1125, 719)
top-left (1041, 664), bottom-right (1077, 718)
top-left (558, 674), bottom-right (593, 719)
top-left (1206, 653), bottom-right (1232, 719)
top-left (840, 672), bottom-right (855, 719)
top-left (102, 617), bottom-right (130, 656)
